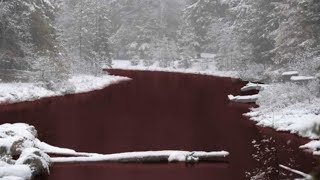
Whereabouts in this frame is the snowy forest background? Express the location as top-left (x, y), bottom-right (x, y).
top-left (1, 0), bottom-right (319, 83)
top-left (1, 1), bottom-right (320, 177)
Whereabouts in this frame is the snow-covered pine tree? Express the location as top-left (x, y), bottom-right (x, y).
top-left (0, 0), bottom-right (65, 82)
top-left (271, 0), bottom-right (320, 74)
top-left (183, 0), bottom-right (226, 59)
top-left (58, 0), bottom-right (113, 75)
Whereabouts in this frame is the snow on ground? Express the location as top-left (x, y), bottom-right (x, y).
top-left (0, 83), bottom-right (56, 105)
top-left (0, 74), bottom-right (130, 104)
top-left (111, 58), bottom-right (238, 78)
top-left (228, 81), bottom-right (320, 155)
top-left (247, 100), bottom-right (320, 139)
top-left (67, 74), bottom-right (130, 93)
top-left (242, 80), bottom-right (320, 155)
top-left (245, 81), bottom-right (320, 139)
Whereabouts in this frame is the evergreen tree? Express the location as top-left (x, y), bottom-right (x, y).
top-left (183, 0), bottom-right (226, 58)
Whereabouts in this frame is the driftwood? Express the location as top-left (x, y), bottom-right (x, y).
top-left (279, 164), bottom-right (312, 179)
top-left (241, 82), bottom-right (267, 92)
top-left (228, 94), bottom-right (259, 103)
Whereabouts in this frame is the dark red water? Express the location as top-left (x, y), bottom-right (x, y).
top-left (0, 69), bottom-right (318, 180)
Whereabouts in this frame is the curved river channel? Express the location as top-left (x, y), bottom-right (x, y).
top-left (0, 69), bottom-right (318, 179)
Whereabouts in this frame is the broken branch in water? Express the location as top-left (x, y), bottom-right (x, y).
top-left (279, 164), bottom-right (312, 179)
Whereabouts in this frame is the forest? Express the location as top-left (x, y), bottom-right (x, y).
top-left (1, 0), bottom-right (319, 83)
top-left (1, 0), bottom-right (320, 179)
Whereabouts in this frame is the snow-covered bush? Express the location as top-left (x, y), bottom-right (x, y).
top-left (177, 58), bottom-right (192, 69)
top-left (238, 63), bottom-right (266, 82)
top-left (257, 81), bottom-right (319, 114)
top-left (130, 56), bottom-right (140, 66)
top-left (143, 59), bottom-right (154, 67)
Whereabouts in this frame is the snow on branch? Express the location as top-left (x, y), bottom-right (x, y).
top-left (241, 82), bottom-right (268, 92)
top-left (228, 94), bottom-right (259, 103)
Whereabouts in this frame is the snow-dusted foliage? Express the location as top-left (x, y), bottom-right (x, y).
top-left (0, 0), bottom-right (64, 82)
top-left (256, 81), bottom-right (319, 114)
top-left (247, 80), bottom-right (320, 139)
top-left (57, 0), bottom-right (113, 75)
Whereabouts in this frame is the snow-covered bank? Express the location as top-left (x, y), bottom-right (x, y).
top-left (0, 74), bottom-right (130, 104)
top-left (245, 81), bottom-right (320, 139)
top-left (241, 80), bottom-right (320, 155)
top-left (111, 59), bottom-right (238, 78)
top-left (247, 99), bottom-right (320, 139)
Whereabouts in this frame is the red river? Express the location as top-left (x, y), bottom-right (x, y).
top-left (0, 69), bottom-right (318, 179)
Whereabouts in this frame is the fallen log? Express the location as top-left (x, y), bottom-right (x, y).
top-left (228, 94), bottom-right (259, 103)
top-left (50, 150), bottom-right (230, 164)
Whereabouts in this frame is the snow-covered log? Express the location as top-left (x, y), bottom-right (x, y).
top-left (0, 123), bottom-right (230, 179)
top-left (300, 140), bottom-right (320, 156)
top-left (228, 94), bottom-right (259, 103)
top-left (290, 76), bottom-right (317, 82)
top-left (50, 150), bottom-right (229, 164)
top-left (241, 82), bottom-right (267, 92)
top-left (282, 71), bottom-right (299, 82)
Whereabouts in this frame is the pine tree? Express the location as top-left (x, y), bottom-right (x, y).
top-left (183, 0), bottom-right (226, 58)
top-left (0, 0), bottom-right (62, 82)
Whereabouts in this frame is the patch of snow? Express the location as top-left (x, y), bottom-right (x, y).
top-left (0, 83), bottom-right (56, 104)
top-left (242, 81), bottom-right (320, 156)
top-left (201, 53), bottom-right (216, 59)
top-left (43, 0), bottom-right (55, 9)
top-left (68, 74), bottom-right (130, 94)
top-left (0, 74), bottom-right (130, 105)
top-left (0, 165), bottom-right (32, 180)
top-left (111, 59), bottom-right (238, 78)
top-left (247, 100), bottom-right (320, 139)
top-left (0, 123), bottom-right (37, 155)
